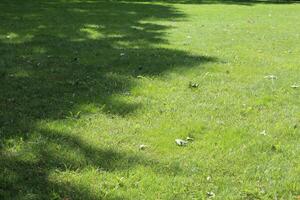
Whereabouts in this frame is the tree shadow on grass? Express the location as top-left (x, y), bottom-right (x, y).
top-left (1, 128), bottom-right (184, 199)
top-left (0, 0), bottom-right (215, 199)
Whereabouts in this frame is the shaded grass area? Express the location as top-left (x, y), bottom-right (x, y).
top-left (0, 0), bottom-right (300, 199)
top-left (0, 0), bottom-right (214, 199)
top-left (0, 0), bottom-right (210, 131)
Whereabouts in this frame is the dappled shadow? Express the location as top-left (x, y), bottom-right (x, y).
top-left (0, 0), bottom-right (215, 199)
top-left (1, 128), bottom-right (182, 199)
top-left (0, 0), bottom-right (215, 138)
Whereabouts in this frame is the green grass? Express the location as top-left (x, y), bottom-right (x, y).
top-left (0, 0), bottom-right (300, 199)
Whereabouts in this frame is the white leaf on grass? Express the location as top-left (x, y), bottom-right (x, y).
top-left (207, 191), bottom-right (215, 198)
top-left (189, 82), bottom-right (199, 88)
top-left (186, 136), bottom-right (194, 141)
top-left (291, 84), bottom-right (299, 89)
top-left (264, 75), bottom-right (277, 80)
top-left (260, 130), bottom-right (267, 136)
top-left (139, 144), bottom-right (147, 150)
top-left (175, 139), bottom-right (188, 146)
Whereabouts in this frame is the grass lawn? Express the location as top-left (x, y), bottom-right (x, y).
top-left (0, 0), bottom-right (299, 199)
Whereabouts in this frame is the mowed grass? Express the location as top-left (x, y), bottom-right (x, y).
top-left (0, 0), bottom-right (300, 199)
